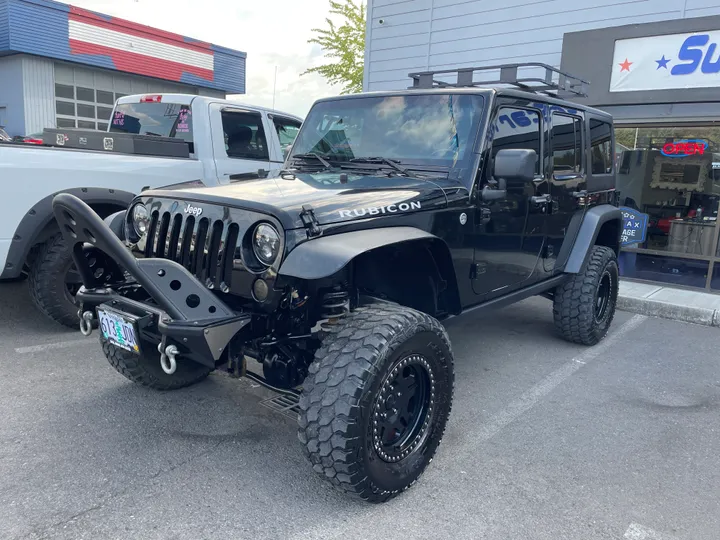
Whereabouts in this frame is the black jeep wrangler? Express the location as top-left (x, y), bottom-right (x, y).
top-left (52, 63), bottom-right (621, 503)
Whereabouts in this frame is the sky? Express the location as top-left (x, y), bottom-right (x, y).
top-left (61, 0), bottom-right (344, 117)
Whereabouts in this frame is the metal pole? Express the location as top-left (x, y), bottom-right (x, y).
top-left (272, 66), bottom-right (277, 112)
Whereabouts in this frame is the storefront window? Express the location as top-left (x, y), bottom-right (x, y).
top-left (619, 252), bottom-right (709, 288)
top-left (615, 125), bottom-right (720, 289)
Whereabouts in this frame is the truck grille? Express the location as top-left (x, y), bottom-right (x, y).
top-left (144, 210), bottom-right (240, 290)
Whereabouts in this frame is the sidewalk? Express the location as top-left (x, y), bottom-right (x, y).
top-left (618, 280), bottom-right (720, 327)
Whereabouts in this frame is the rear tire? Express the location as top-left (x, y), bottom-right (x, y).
top-left (553, 245), bottom-right (619, 346)
top-left (28, 235), bottom-right (80, 328)
top-left (298, 302), bottom-right (454, 503)
top-left (101, 337), bottom-right (212, 390)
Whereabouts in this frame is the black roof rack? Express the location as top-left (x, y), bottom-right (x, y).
top-left (408, 62), bottom-right (589, 98)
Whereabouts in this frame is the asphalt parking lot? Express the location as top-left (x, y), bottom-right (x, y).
top-left (2, 280), bottom-right (719, 540)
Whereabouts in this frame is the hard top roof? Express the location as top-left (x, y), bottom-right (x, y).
top-left (312, 87), bottom-right (613, 120)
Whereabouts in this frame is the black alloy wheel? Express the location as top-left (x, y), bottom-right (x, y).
top-left (594, 269), bottom-right (613, 324)
top-left (371, 354), bottom-right (434, 463)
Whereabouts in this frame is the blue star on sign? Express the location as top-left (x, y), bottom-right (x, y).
top-left (656, 55), bottom-right (671, 69)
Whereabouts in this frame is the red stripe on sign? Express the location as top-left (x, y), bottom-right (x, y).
top-left (69, 6), bottom-right (214, 52)
top-left (69, 40), bottom-right (214, 82)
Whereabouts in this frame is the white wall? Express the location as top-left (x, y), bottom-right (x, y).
top-left (0, 55), bottom-right (25, 136)
top-left (363, 0), bottom-right (720, 92)
top-left (22, 56), bottom-right (55, 135)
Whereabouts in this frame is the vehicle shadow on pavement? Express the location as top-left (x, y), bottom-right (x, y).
top-left (1, 280), bottom-right (77, 340)
top-left (6, 370), bottom-right (380, 539)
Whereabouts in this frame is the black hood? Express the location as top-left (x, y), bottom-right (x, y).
top-left (145, 172), bottom-right (467, 230)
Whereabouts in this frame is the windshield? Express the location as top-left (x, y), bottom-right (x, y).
top-left (109, 102), bottom-right (194, 152)
top-left (291, 93), bottom-right (484, 181)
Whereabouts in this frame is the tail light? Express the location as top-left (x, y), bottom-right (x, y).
top-left (140, 95), bottom-right (163, 103)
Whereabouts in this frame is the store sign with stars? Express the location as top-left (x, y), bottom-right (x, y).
top-left (610, 30), bottom-right (720, 92)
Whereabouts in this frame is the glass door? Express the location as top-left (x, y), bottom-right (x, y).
top-left (615, 124), bottom-right (720, 291)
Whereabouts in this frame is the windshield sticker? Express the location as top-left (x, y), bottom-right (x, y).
top-left (112, 111), bottom-right (125, 127)
top-left (176, 108), bottom-right (191, 133)
top-left (338, 201), bottom-right (421, 218)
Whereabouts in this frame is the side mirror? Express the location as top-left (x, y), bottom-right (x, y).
top-left (493, 149), bottom-right (537, 184)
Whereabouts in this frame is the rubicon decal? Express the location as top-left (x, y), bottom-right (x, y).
top-left (338, 201), bottom-right (421, 218)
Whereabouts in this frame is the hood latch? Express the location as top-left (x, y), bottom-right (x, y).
top-left (300, 205), bottom-right (322, 238)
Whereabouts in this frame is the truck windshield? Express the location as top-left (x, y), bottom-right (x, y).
top-left (110, 102), bottom-right (194, 152)
top-left (291, 93), bottom-right (484, 181)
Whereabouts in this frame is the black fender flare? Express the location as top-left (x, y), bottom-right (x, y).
top-left (1, 187), bottom-right (136, 279)
top-left (562, 204), bottom-right (623, 274)
top-left (279, 227), bottom-right (436, 279)
top-left (278, 226), bottom-right (461, 312)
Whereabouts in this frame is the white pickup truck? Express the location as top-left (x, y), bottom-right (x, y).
top-left (0, 93), bottom-right (303, 327)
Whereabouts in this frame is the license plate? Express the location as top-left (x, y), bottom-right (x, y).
top-left (98, 309), bottom-right (140, 354)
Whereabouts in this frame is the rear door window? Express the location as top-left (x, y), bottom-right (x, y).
top-left (589, 119), bottom-right (613, 174)
top-left (110, 102), bottom-right (194, 152)
top-left (221, 110), bottom-right (270, 161)
top-left (551, 113), bottom-right (583, 174)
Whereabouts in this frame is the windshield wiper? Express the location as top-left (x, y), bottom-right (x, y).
top-left (349, 156), bottom-right (411, 176)
top-left (292, 152), bottom-right (332, 168)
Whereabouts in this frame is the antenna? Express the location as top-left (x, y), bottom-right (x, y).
top-left (272, 66), bottom-right (278, 112)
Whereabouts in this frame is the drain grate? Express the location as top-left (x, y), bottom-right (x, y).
top-left (259, 393), bottom-right (301, 420)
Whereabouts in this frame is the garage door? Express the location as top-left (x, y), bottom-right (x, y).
top-left (53, 62), bottom-right (195, 131)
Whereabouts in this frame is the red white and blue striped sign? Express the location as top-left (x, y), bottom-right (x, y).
top-left (0, 0), bottom-right (245, 93)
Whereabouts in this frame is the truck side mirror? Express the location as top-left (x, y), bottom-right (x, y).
top-left (493, 149), bottom-right (537, 185)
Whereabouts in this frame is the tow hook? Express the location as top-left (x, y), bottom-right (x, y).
top-left (158, 342), bottom-right (179, 375)
top-left (80, 311), bottom-right (94, 336)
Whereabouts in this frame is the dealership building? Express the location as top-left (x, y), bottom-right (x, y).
top-left (364, 0), bottom-right (720, 292)
top-left (0, 0), bottom-right (246, 137)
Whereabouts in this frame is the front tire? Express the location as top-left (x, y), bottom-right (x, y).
top-left (553, 245), bottom-right (619, 346)
top-left (298, 302), bottom-right (454, 503)
top-left (27, 235), bottom-right (82, 328)
top-left (101, 337), bottom-right (212, 390)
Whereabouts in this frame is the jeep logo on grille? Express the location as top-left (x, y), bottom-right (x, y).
top-left (184, 203), bottom-right (203, 216)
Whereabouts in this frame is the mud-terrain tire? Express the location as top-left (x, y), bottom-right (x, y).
top-left (553, 245), bottom-right (619, 346)
top-left (101, 337), bottom-right (212, 390)
top-left (28, 235), bottom-right (81, 328)
top-left (298, 302), bottom-right (454, 503)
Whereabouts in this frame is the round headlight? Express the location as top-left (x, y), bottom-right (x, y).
top-left (252, 223), bottom-right (280, 266)
top-left (131, 204), bottom-right (150, 237)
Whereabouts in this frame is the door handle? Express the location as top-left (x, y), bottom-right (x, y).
top-left (553, 173), bottom-right (583, 181)
top-left (530, 194), bottom-right (552, 204)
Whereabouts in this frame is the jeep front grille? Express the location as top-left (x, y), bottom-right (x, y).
top-left (144, 210), bottom-right (240, 290)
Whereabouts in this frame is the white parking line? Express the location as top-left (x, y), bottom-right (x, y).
top-left (472, 314), bottom-right (647, 444)
top-left (14, 338), bottom-right (94, 354)
top-left (625, 522), bottom-right (675, 539)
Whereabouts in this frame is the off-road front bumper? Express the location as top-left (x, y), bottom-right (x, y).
top-left (52, 193), bottom-right (250, 368)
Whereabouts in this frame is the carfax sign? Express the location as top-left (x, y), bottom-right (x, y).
top-left (619, 207), bottom-right (648, 247)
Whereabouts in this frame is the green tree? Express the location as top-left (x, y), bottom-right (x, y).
top-left (303, 0), bottom-right (366, 94)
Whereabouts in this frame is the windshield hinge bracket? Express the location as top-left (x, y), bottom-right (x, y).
top-left (300, 205), bottom-right (322, 238)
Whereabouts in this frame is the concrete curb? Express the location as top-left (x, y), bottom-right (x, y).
top-left (618, 294), bottom-right (719, 327)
